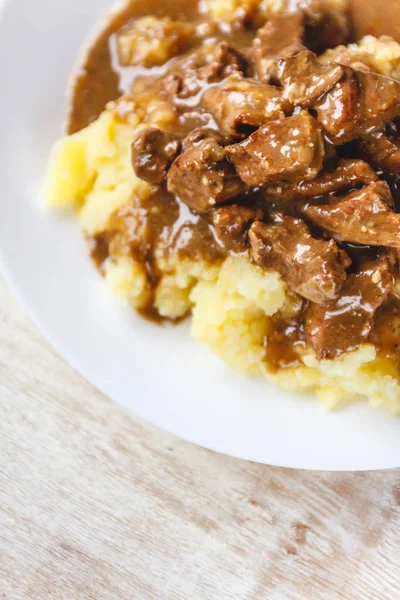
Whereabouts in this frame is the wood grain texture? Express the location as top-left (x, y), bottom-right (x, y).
top-left (1, 274), bottom-right (400, 600)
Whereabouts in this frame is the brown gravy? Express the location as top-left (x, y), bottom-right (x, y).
top-left (70, 0), bottom-right (258, 322)
top-left (68, 0), bottom-right (202, 134)
top-left (68, 0), bottom-right (400, 370)
top-left (263, 310), bottom-right (306, 372)
top-left (68, 0), bottom-right (252, 134)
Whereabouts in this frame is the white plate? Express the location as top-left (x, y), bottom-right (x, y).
top-left (1, 0), bottom-right (400, 471)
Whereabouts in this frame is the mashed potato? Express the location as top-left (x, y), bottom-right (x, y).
top-left (205, 0), bottom-right (347, 24)
top-left (42, 33), bottom-right (400, 414)
top-left (320, 35), bottom-right (400, 79)
top-left (205, 0), bottom-right (284, 23)
top-left (117, 17), bottom-right (195, 67)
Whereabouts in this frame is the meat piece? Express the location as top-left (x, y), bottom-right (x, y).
top-left (303, 181), bottom-right (400, 248)
top-left (252, 13), bottom-right (305, 83)
top-left (227, 112), bottom-right (324, 187)
top-left (305, 254), bottom-right (393, 359)
top-left (131, 127), bottom-right (182, 185)
top-left (182, 127), bottom-right (225, 151)
top-left (161, 42), bottom-right (248, 101)
top-left (202, 41), bottom-right (250, 82)
top-left (359, 131), bottom-right (400, 173)
top-left (213, 205), bottom-right (262, 253)
top-left (305, 10), bottom-right (351, 54)
top-left (167, 136), bottom-right (245, 213)
top-left (267, 159), bottom-right (378, 201)
top-left (201, 74), bottom-right (285, 138)
top-left (249, 217), bottom-right (350, 304)
top-left (276, 50), bottom-right (343, 108)
top-left (315, 67), bottom-right (400, 143)
top-left (313, 66), bottom-right (358, 143)
top-left (161, 72), bottom-right (186, 98)
top-left (356, 71), bottom-right (400, 132)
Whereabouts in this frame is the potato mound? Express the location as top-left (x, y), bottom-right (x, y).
top-left (205, 0), bottom-right (347, 25)
top-left (320, 35), bottom-right (400, 79)
top-left (42, 33), bottom-right (400, 414)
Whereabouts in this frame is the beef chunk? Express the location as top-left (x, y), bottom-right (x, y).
top-left (355, 71), bottom-right (400, 133)
top-left (201, 74), bottom-right (285, 138)
top-left (267, 159), bottom-right (378, 201)
top-left (161, 42), bottom-right (248, 101)
top-left (303, 181), bottom-right (400, 247)
top-left (359, 131), bottom-right (400, 173)
top-left (167, 135), bottom-right (245, 213)
top-left (305, 10), bottom-right (351, 54)
top-left (305, 254), bottom-right (393, 360)
top-left (249, 217), bottom-right (350, 304)
top-left (182, 127), bottom-right (225, 151)
top-left (314, 67), bottom-right (400, 143)
top-left (313, 66), bottom-right (358, 143)
top-left (131, 127), bottom-right (182, 185)
top-left (227, 111), bottom-right (324, 187)
top-left (203, 42), bottom-right (250, 82)
top-left (276, 50), bottom-right (343, 108)
top-left (252, 13), bottom-right (305, 83)
top-left (161, 70), bottom-right (199, 100)
top-left (213, 205), bottom-right (262, 253)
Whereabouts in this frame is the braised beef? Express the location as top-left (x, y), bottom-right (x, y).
top-left (167, 135), bottom-right (245, 213)
top-left (313, 66), bottom-right (358, 143)
top-left (182, 127), bottom-right (225, 150)
top-left (315, 67), bottom-right (400, 143)
top-left (161, 42), bottom-right (249, 101)
top-left (252, 13), bottom-right (305, 83)
top-left (276, 50), bottom-right (343, 108)
top-left (249, 217), bottom-right (350, 304)
top-left (201, 74), bottom-right (286, 138)
top-left (359, 131), bottom-right (400, 173)
top-left (131, 127), bottom-right (182, 184)
top-left (70, 0), bottom-right (400, 363)
top-left (305, 10), bottom-right (350, 54)
top-left (305, 254), bottom-right (394, 359)
top-left (303, 181), bottom-right (400, 247)
top-left (203, 42), bottom-right (250, 81)
top-left (213, 205), bottom-right (262, 253)
top-left (227, 111), bottom-right (324, 187)
top-left (267, 159), bottom-right (378, 201)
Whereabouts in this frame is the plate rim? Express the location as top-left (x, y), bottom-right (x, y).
top-left (1, 0), bottom-right (400, 473)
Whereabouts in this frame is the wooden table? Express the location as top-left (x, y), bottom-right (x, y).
top-left (1, 274), bottom-right (400, 600)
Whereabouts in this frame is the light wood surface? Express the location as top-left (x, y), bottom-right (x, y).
top-left (1, 274), bottom-right (400, 600)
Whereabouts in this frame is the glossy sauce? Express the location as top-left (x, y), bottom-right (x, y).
top-left (68, 0), bottom-right (254, 134)
top-left (70, 0), bottom-right (252, 320)
top-left (371, 299), bottom-right (400, 365)
top-left (68, 0), bottom-right (400, 368)
top-left (263, 309), bottom-right (306, 372)
top-left (69, 0), bottom-right (199, 133)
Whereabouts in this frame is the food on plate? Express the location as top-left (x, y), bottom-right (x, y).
top-left (43, 0), bottom-right (400, 412)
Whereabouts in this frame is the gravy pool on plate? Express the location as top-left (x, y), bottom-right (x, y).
top-left (43, 0), bottom-right (400, 413)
